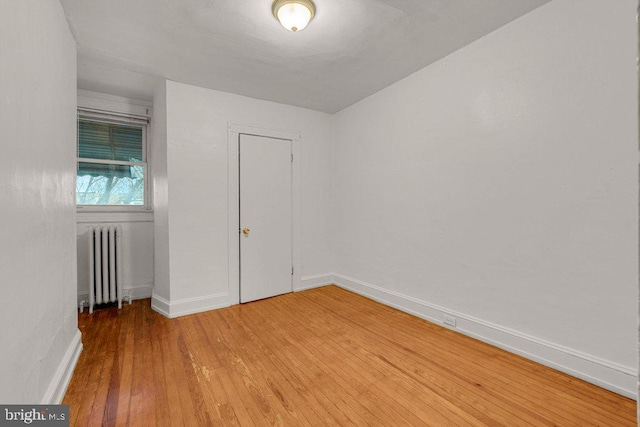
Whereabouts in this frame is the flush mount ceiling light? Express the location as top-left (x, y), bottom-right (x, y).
top-left (272, 0), bottom-right (316, 32)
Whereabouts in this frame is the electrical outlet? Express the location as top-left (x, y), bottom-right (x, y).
top-left (444, 315), bottom-right (457, 327)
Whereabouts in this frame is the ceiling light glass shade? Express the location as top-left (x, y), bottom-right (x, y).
top-left (272, 0), bottom-right (316, 32)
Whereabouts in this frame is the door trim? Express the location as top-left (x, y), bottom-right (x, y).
top-left (227, 122), bottom-right (301, 305)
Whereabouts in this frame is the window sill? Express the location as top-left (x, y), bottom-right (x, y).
top-left (76, 210), bottom-right (154, 223)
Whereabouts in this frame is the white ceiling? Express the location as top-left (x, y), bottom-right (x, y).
top-left (60, 0), bottom-right (551, 113)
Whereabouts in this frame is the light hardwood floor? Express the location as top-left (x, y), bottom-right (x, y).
top-left (64, 285), bottom-right (636, 426)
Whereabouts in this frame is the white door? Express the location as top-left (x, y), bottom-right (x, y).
top-left (240, 134), bottom-right (292, 303)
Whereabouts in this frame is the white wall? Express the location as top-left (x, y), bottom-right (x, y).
top-left (333, 0), bottom-right (637, 396)
top-left (0, 0), bottom-right (81, 403)
top-left (152, 80), bottom-right (334, 316)
top-left (152, 82), bottom-right (170, 301)
top-left (75, 91), bottom-right (155, 304)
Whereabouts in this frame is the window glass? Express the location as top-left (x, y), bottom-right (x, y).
top-left (77, 118), bottom-right (146, 207)
top-left (77, 163), bottom-right (145, 205)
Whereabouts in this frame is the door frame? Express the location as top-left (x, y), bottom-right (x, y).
top-left (227, 122), bottom-right (301, 305)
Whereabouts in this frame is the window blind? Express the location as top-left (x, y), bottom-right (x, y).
top-left (78, 120), bottom-right (143, 161)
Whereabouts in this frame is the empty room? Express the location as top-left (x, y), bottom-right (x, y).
top-left (1, 0), bottom-right (638, 425)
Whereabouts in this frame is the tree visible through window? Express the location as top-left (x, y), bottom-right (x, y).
top-left (76, 118), bottom-right (147, 206)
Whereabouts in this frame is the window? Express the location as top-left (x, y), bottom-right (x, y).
top-left (76, 112), bottom-right (149, 208)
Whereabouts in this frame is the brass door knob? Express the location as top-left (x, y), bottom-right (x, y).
top-left (243, 227), bottom-right (250, 235)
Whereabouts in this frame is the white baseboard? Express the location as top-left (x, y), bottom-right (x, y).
top-left (77, 283), bottom-right (154, 308)
top-left (150, 292), bottom-right (170, 316)
top-left (151, 292), bottom-right (230, 318)
top-left (332, 273), bottom-right (637, 400)
top-left (296, 273), bottom-right (335, 292)
top-left (127, 283), bottom-right (154, 300)
top-left (41, 329), bottom-right (83, 404)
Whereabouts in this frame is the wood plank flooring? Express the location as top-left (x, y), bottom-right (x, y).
top-left (63, 285), bottom-right (636, 426)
